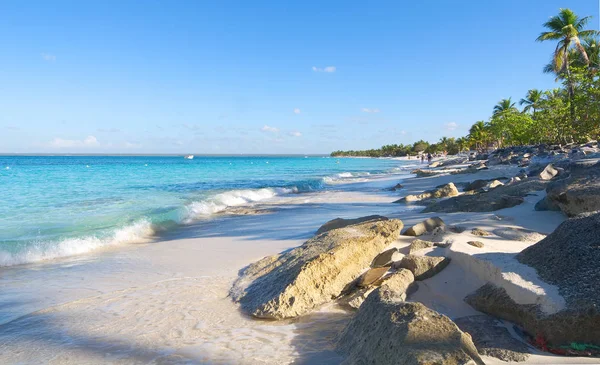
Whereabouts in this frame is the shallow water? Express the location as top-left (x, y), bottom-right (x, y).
top-left (0, 155), bottom-right (414, 266)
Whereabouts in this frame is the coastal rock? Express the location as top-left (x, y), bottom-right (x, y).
top-left (411, 169), bottom-right (441, 178)
top-left (534, 196), bottom-right (561, 211)
top-left (422, 179), bottom-right (548, 213)
top-left (387, 183), bottom-right (403, 191)
top-left (396, 183), bottom-right (459, 203)
top-left (493, 227), bottom-right (545, 242)
top-left (395, 255), bottom-right (450, 281)
top-left (539, 164), bottom-right (561, 180)
top-left (316, 215), bottom-right (388, 235)
top-left (339, 269), bottom-right (414, 309)
top-left (370, 247), bottom-right (400, 268)
top-left (337, 297), bottom-right (485, 365)
top-left (230, 219), bottom-right (403, 319)
top-left (403, 216), bottom-right (445, 236)
top-left (487, 180), bottom-right (504, 189)
top-left (357, 267), bottom-right (389, 287)
top-left (467, 241), bottom-right (484, 248)
top-left (471, 228), bottom-right (491, 237)
top-left (545, 161), bottom-right (600, 216)
top-left (465, 283), bottom-right (600, 347)
top-left (408, 239), bottom-right (434, 254)
top-left (454, 315), bottom-right (531, 362)
top-left (518, 212), bottom-right (600, 319)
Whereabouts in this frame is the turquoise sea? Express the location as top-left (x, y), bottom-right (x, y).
top-left (0, 155), bottom-right (412, 267)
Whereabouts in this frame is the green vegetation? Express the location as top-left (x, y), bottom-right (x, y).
top-left (332, 8), bottom-right (599, 158)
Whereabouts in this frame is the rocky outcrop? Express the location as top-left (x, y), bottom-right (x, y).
top-left (471, 228), bottom-right (491, 237)
top-left (411, 169), bottom-right (442, 178)
top-left (493, 227), bottom-right (545, 242)
top-left (464, 179), bottom-right (489, 192)
top-left (403, 217), bottom-right (445, 236)
top-left (408, 239), bottom-right (434, 254)
top-left (337, 294), bottom-right (485, 365)
top-left (454, 315), bottom-right (530, 362)
top-left (338, 269), bottom-right (414, 309)
top-left (534, 196), bottom-right (561, 211)
top-left (487, 180), bottom-right (504, 189)
top-left (545, 161), bottom-right (600, 216)
top-left (231, 219), bottom-right (403, 319)
top-left (467, 241), bottom-right (484, 248)
top-left (395, 183), bottom-right (459, 203)
top-left (465, 283), bottom-right (600, 347)
top-left (422, 179), bottom-right (548, 213)
top-left (316, 215), bottom-right (388, 235)
top-left (518, 212), bottom-right (600, 314)
top-left (370, 247), bottom-right (400, 268)
top-left (539, 164), bottom-right (561, 180)
top-left (395, 255), bottom-right (450, 281)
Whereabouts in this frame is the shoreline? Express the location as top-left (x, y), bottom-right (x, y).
top-left (0, 157), bottom-right (598, 364)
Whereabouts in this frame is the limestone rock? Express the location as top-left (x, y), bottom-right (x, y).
top-left (339, 269), bottom-right (414, 309)
top-left (465, 283), bottom-right (600, 347)
top-left (403, 216), bottom-right (445, 236)
top-left (464, 179), bottom-right (488, 192)
top-left (487, 180), bottom-right (504, 189)
top-left (423, 179), bottom-right (548, 213)
top-left (316, 215), bottom-right (388, 235)
top-left (539, 164), bottom-right (561, 180)
top-left (454, 315), bottom-right (530, 362)
top-left (231, 219), bottom-right (403, 319)
top-left (409, 239), bottom-right (434, 254)
top-left (545, 161), bottom-right (600, 216)
top-left (534, 195), bottom-right (561, 211)
top-left (493, 227), bottom-right (545, 242)
top-left (397, 183), bottom-right (459, 203)
top-left (337, 298), bottom-right (485, 365)
top-left (357, 267), bottom-right (389, 287)
top-left (395, 255), bottom-right (450, 281)
top-left (471, 228), bottom-right (491, 237)
top-left (411, 169), bottom-right (441, 178)
top-left (467, 241), bottom-right (484, 248)
top-left (370, 247), bottom-right (400, 268)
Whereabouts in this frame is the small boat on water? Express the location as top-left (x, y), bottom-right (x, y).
top-left (184, 154), bottom-right (194, 160)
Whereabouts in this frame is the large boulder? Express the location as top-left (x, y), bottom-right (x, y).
top-left (423, 179), bottom-right (548, 213)
top-left (316, 215), bottom-right (388, 235)
top-left (396, 183), bottom-right (459, 203)
top-left (545, 161), bottom-right (600, 216)
top-left (454, 315), bottom-right (530, 362)
top-left (403, 216), bottom-right (445, 236)
top-left (467, 212), bottom-right (600, 347)
top-left (395, 255), bottom-right (451, 281)
top-left (231, 219), bottom-right (403, 319)
top-left (339, 269), bottom-right (414, 309)
top-left (337, 292), bottom-right (485, 365)
top-left (539, 164), bottom-right (561, 180)
top-left (408, 239), bottom-right (434, 254)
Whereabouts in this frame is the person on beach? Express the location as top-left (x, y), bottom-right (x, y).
top-left (427, 153), bottom-right (432, 164)
top-left (421, 154), bottom-right (425, 164)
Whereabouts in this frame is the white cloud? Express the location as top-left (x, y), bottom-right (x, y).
top-left (49, 135), bottom-right (99, 148)
top-left (261, 125), bottom-right (279, 133)
top-left (293, 108), bottom-right (301, 114)
top-left (361, 108), bottom-right (380, 113)
top-left (41, 53), bottom-right (56, 62)
top-left (289, 131), bottom-right (302, 137)
top-left (445, 122), bottom-right (458, 131)
top-left (312, 66), bottom-right (336, 73)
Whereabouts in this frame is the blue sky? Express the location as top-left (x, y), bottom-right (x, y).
top-left (0, 0), bottom-right (598, 154)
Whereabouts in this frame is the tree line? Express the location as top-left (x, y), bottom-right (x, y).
top-left (332, 8), bottom-right (599, 158)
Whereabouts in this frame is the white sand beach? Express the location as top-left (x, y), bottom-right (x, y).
top-left (1, 161), bottom-right (599, 365)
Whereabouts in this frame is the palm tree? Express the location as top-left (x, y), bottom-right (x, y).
top-left (537, 8), bottom-right (598, 120)
top-left (468, 121), bottom-right (489, 150)
top-left (519, 89), bottom-right (543, 116)
top-left (493, 98), bottom-right (517, 116)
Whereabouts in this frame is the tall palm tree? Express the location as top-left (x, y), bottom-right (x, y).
top-left (493, 98), bottom-right (517, 116)
top-left (519, 89), bottom-right (543, 116)
top-left (468, 121), bottom-right (489, 150)
top-left (537, 8), bottom-right (598, 120)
